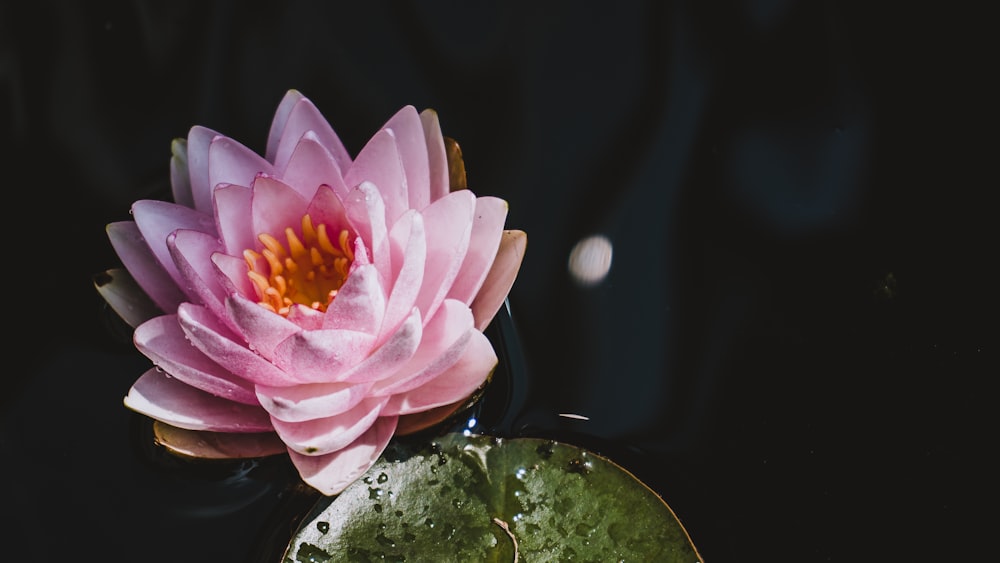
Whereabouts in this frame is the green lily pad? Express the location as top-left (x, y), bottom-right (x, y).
top-left (282, 433), bottom-right (702, 562)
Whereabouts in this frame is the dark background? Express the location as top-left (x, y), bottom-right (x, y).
top-left (1, 1), bottom-right (994, 561)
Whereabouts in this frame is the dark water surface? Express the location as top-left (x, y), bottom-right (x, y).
top-left (2, 2), bottom-right (993, 562)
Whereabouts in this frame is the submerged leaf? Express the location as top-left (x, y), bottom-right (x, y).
top-left (283, 433), bottom-right (702, 562)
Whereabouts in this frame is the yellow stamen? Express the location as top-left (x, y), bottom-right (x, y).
top-left (245, 214), bottom-right (355, 317)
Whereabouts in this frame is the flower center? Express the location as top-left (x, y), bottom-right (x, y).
top-left (244, 214), bottom-right (354, 316)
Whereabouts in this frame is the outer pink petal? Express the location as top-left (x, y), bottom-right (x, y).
top-left (250, 175), bottom-right (310, 242)
top-left (272, 95), bottom-right (352, 174)
top-left (134, 315), bottom-right (259, 405)
top-left (170, 137), bottom-right (194, 209)
top-left (214, 184), bottom-right (256, 256)
top-left (287, 415), bottom-right (398, 496)
top-left (208, 135), bottom-right (274, 196)
top-left (132, 199), bottom-right (217, 291)
top-left (371, 299), bottom-right (474, 397)
top-left (413, 190), bottom-right (476, 321)
top-left (124, 368), bottom-right (273, 432)
top-left (93, 268), bottom-right (162, 328)
top-left (343, 182), bottom-right (391, 284)
top-left (322, 263), bottom-right (385, 334)
top-left (380, 211), bottom-right (425, 343)
top-left (344, 129), bottom-right (408, 226)
top-left (256, 380), bottom-right (373, 423)
top-left (177, 302), bottom-right (299, 386)
top-left (447, 196), bottom-right (508, 305)
top-left (271, 396), bottom-right (388, 455)
top-left (419, 109), bottom-right (450, 203)
top-left (225, 293), bottom-right (305, 360)
top-left (383, 105), bottom-right (431, 212)
top-left (186, 125), bottom-right (221, 213)
top-left (471, 229), bottom-right (527, 330)
top-left (381, 330), bottom-right (497, 416)
top-left (338, 307), bottom-right (422, 384)
top-left (266, 89), bottom-right (305, 162)
top-left (272, 327), bottom-right (377, 383)
top-left (282, 132), bottom-right (348, 201)
top-left (107, 221), bottom-right (185, 313)
top-left (168, 229), bottom-right (227, 317)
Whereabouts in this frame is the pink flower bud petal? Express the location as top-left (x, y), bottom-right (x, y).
top-left (283, 133), bottom-right (348, 201)
top-left (134, 315), bottom-right (259, 405)
top-left (288, 415), bottom-right (398, 496)
top-left (213, 184), bottom-right (255, 255)
top-left (207, 135), bottom-right (274, 195)
top-left (383, 105), bottom-right (431, 211)
top-left (177, 302), bottom-right (300, 386)
top-left (381, 330), bottom-right (497, 416)
top-left (124, 368), bottom-right (272, 432)
top-left (272, 396), bottom-right (389, 456)
top-left (345, 129), bottom-right (408, 225)
top-left (256, 380), bottom-right (373, 423)
top-left (107, 221), bottom-right (185, 313)
top-left (448, 196), bottom-right (508, 305)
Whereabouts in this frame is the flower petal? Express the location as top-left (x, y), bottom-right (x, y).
top-left (381, 330), bottom-right (496, 416)
top-left (323, 263), bottom-right (385, 334)
top-left (214, 184), bottom-right (256, 256)
top-left (186, 125), bottom-right (221, 213)
top-left (304, 183), bottom-right (351, 237)
top-left (272, 95), bottom-right (352, 174)
top-left (93, 268), bottom-right (162, 328)
top-left (338, 307), bottom-right (423, 384)
top-left (271, 396), bottom-right (388, 455)
top-left (395, 400), bottom-right (468, 436)
top-left (282, 132), bottom-right (349, 201)
top-left (383, 105), bottom-right (431, 212)
top-left (132, 199), bottom-right (217, 290)
top-left (208, 135), bottom-right (274, 195)
top-left (177, 302), bottom-right (299, 386)
top-left (471, 229), bottom-right (527, 330)
top-left (413, 189), bottom-right (476, 321)
top-left (447, 196), bottom-right (508, 305)
top-left (168, 228), bottom-right (227, 318)
top-left (152, 421), bottom-right (286, 459)
top-left (380, 210), bottom-right (425, 342)
top-left (272, 327), bottom-right (377, 383)
top-left (256, 380), bottom-right (373, 423)
top-left (250, 175), bottom-right (310, 241)
top-left (344, 129), bottom-right (408, 226)
top-left (266, 89), bottom-right (305, 162)
top-left (287, 415), bottom-right (398, 496)
top-left (124, 368), bottom-right (272, 432)
top-left (134, 315), bottom-right (259, 405)
top-left (371, 299), bottom-right (474, 397)
top-left (211, 252), bottom-right (256, 302)
top-left (106, 221), bottom-right (186, 313)
top-left (226, 293), bottom-right (305, 360)
top-left (286, 305), bottom-right (325, 330)
top-left (169, 137), bottom-right (194, 209)
top-left (419, 109), bottom-right (450, 203)
top-left (342, 181), bottom-right (391, 284)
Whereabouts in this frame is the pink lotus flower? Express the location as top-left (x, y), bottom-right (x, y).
top-left (96, 90), bottom-right (526, 495)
